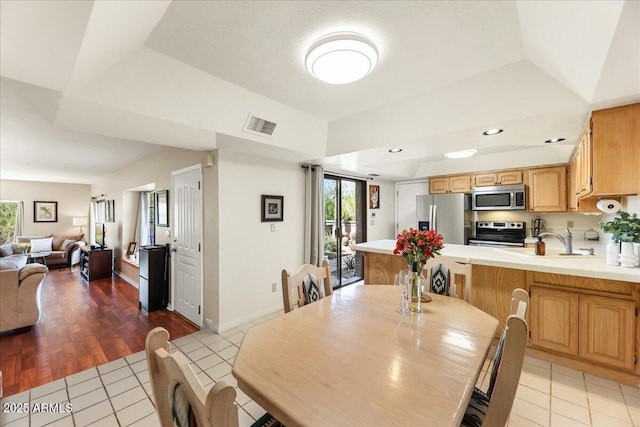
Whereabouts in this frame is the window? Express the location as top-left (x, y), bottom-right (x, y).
top-left (0, 201), bottom-right (19, 244)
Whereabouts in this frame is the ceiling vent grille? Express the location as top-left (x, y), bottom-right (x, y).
top-left (243, 114), bottom-right (277, 137)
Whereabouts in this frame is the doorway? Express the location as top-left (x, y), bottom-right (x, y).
top-left (323, 175), bottom-right (366, 289)
top-left (171, 165), bottom-right (203, 326)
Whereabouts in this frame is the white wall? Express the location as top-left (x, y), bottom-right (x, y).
top-left (90, 147), bottom-right (207, 275)
top-left (367, 179), bottom-right (396, 241)
top-left (0, 179), bottom-right (90, 237)
top-left (214, 150), bottom-right (305, 331)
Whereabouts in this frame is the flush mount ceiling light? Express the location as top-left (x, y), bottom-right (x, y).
top-left (482, 128), bottom-right (503, 136)
top-left (305, 32), bottom-right (378, 84)
top-left (444, 149), bottom-right (478, 159)
top-left (388, 148), bottom-right (402, 153)
top-left (545, 137), bottom-right (565, 143)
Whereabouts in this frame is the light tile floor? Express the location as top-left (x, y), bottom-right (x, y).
top-left (1, 306), bottom-right (639, 427)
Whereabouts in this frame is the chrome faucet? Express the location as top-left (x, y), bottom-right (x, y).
top-left (538, 229), bottom-right (573, 254)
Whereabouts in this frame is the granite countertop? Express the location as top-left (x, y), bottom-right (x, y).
top-left (352, 240), bottom-right (640, 283)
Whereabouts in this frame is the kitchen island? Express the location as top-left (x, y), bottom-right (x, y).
top-left (353, 240), bottom-right (640, 385)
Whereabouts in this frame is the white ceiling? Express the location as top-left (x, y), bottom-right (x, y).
top-left (1, 0), bottom-right (638, 184)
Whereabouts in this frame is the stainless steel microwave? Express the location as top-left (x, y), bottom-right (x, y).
top-left (471, 184), bottom-right (526, 211)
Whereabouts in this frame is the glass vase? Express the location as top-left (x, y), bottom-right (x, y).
top-left (408, 262), bottom-right (422, 313)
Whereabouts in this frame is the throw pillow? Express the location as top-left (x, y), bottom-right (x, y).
top-left (430, 264), bottom-right (450, 295)
top-left (302, 273), bottom-right (323, 304)
top-left (51, 235), bottom-right (67, 251)
top-left (0, 244), bottom-right (13, 257)
top-left (60, 239), bottom-right (76, 251)
top-left (30, 237), bottom-right (53, 253)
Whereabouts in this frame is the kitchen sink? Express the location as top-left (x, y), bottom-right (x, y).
top-left (495, 247), bottom-right (603, 258)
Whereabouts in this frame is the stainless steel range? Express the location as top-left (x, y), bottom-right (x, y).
top-left (468, 221), bottom-right (527, 247)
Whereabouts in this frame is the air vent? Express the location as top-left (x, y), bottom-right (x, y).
top-left (243, 114), bottom-right (277, 137)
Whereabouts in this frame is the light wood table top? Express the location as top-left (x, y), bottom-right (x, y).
top-left (232, 285), bottom-right (499, 427)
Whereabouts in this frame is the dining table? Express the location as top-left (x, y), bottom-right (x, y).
top-left (232, 284), bottom-right (499, 427)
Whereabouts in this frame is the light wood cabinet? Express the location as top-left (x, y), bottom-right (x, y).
top-left (528, 166), bottom-right (567, 212)
top-left (588, 102), bottom-right (640, 196)
top-left (473, 170), bottom-right (523, 187)
top-left (498, 170), bottom-right (523, 185)
top-left (471, 265), bottom-right (526, 335)
top-left (528, 273), bottom-right (637, 373)
top-left (429, 177), bottom-right (449, 194)
top-left (429, 175), bottom-right (471, 194)
top-left (530, 287), bottom-right (579, 356)
top-left (474, 173), bottom-right (498, 187)
top-left (579, 295), bottom-right (635, 371)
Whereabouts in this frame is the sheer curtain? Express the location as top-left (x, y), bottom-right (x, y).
top-left (88, 198), bottom-right (97, 245)
top-left (14, 201), bottom-right (24, 239)
top-left (304, 165), bottom-right (324, 266)
top-left (140, 192), bottom-right (150, 246)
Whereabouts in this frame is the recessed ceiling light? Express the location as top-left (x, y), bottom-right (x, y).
top-left (388, 148), bottom-right (402, 153)
top-left (545, 137), bottom-right (565, 143)
top-left (368, 173), bottom-right (380, 177)
top-left (305, 32), bottom-right (378, 84)
top-left (482, 128), bottom-right (503, 136)
top-left (444, 149), bottom-right (478, 159)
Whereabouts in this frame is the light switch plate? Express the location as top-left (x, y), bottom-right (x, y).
top-left (270, 224), bottom-right (275, 232)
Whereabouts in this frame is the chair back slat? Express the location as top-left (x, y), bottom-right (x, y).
top-left (146, 327), bottom-right (239, 427)
top-left (423, 255), bottom-right (472, 301)
top-left (281, 259), bottom-right (332, 313)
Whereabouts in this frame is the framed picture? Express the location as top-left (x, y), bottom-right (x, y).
top-left (105, 200), bottom-right (115, 223)
top-left (126, 242), bottom-right (137, 257)
top-left (34, 201), bottom-right (58, 222)
top-left (261, 195), bottom-right (284, 222)
top-left (369, 185), bottom-right (380, 209)
top-left (156, 190), bottom-right (169, 227)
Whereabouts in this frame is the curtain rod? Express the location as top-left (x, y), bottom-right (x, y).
top-left (301, 164), bottom-right (374, 181)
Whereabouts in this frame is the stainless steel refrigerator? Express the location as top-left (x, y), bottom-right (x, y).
top-left (416, 194), bottom-right (472, 245)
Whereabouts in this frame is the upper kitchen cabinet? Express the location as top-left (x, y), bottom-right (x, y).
top-left (473, 170), bottom-right (523, 187)
top-left (587, 103), bottom-right (640, 197)
top-left (429, 175), bottom-right (471, 194)
top-left (528, 166), bottom-right (567, 212)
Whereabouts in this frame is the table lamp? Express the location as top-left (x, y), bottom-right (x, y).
top-left (72, 217), bottom-right (88, 234)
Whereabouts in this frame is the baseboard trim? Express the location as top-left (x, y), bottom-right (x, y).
top-left (214, 304), bottom-right (282, 333)
top-left (114, 271), bottom-right (138, 289)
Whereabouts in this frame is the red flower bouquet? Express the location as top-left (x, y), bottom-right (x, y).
top-left (393, 228), bottom-right (444, 269)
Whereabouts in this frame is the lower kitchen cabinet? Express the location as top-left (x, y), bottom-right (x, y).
top-left (530, 287), bottom-right (579, 356)
top-left (530, 285), bottom-right (637, 372)
top-left (579, 295), bottom-right (635, 371)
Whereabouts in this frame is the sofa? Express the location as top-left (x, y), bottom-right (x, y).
top-left (2, 234), bottom-right (86, 268)
top-left (0, 254), bottom-right (48, 333)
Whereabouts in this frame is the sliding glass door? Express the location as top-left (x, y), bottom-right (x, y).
top-left (323, 175), bottom-right (366, 288)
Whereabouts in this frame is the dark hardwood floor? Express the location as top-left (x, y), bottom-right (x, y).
top-left (0, 266), bottom-right (198, 397)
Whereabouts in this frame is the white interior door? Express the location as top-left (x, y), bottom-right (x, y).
top-left (395, 181), bottom-right (428, 235)
top-left (171, 165), bottom-right (202, 325)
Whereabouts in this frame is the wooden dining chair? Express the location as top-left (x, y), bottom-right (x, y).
top-left (146, 327), bottom-right (239, 427)
top-left (281, 259), bottom-right (332, 313)
top-left (422, 255), bottom-right (472, 301)
top-left (461, 288), bottom-right (529, 427)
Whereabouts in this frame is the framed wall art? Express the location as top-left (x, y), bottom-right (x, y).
top-left (34, 201), bottom-right (58, 222)
top-left (369, 185), bottom-right (380, 209)
top-left (156, 190), bottom-right (169, 227)
top-left (261, 195), bottom-right (284, 222)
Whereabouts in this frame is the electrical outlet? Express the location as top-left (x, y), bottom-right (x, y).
top-left (567, 220), bottom-right (574, 228)
top-left (270, 224), bottom-right (275, 232)
top-left (271, 282), bottom-right (277, 292)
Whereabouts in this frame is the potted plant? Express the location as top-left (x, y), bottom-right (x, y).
top-left (598, 211), bottom-right (640, 267)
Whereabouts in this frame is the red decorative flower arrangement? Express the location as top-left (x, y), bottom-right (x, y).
top-left (393, 228), bottom-right (444, 269)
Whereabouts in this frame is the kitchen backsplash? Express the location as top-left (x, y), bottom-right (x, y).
top-left (475, 194), bottom-right (640, 255)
